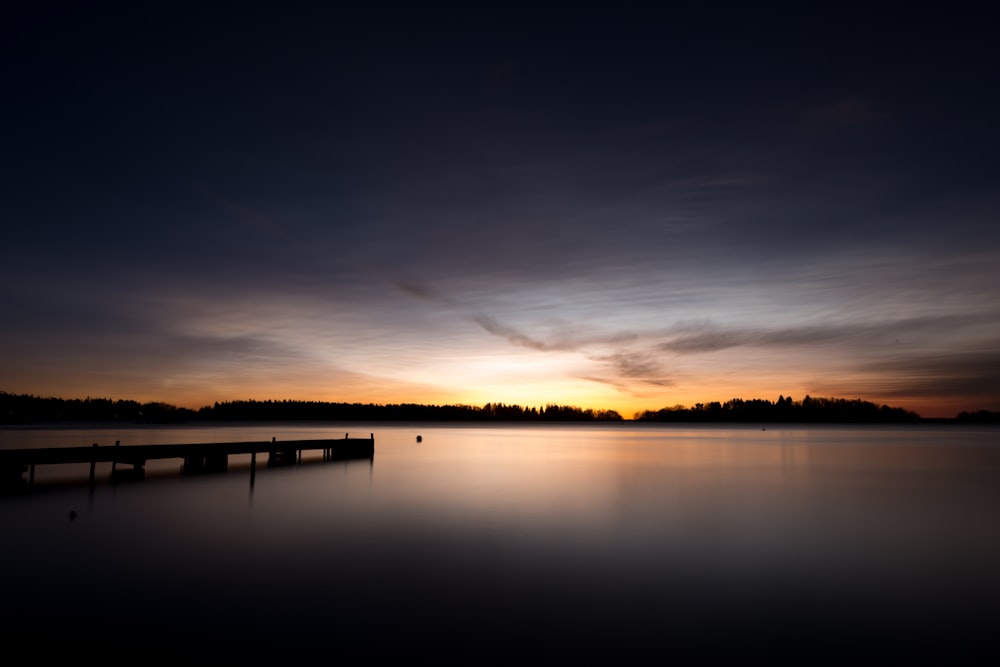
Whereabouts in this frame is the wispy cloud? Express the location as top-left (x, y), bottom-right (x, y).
top-left (471, 315), bottom-right (638, 352)
top-left (586, 351), bottom-right (670, 383)
top-left (470, 316), bottom-right (675, 390)
top-left (658, 315), bottom-right (988, 355)
top-left (472, 315), bottom-right (561, 351)
top-left (390, 277), bottom-right (448, 304)
top-left (389, 277), bottom-right (674, 388)
top-left (863, 349), bottom-right (1000, 403)
top-left (384, 270), bottom-right (1000, 413)
top-left (581, 373), bottom-right (674, 396)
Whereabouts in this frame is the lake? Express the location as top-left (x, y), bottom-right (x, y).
top-left (2, 422), bottom-right (999, 664)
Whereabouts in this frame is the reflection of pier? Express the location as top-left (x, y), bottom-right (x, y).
top-left (0, 434), bottom-right (374, 491)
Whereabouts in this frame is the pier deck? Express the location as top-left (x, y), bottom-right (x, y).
top-left (0, 434), bottom-right (374, 490)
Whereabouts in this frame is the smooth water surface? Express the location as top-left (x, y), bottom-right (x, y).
top-left (2, 423), bottom-right (999, 664)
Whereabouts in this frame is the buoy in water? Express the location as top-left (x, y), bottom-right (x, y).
top-left (416, 435), bottom-right (423, 443)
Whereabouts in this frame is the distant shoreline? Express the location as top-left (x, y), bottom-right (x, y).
top-left (3, 391), bottom-right (998, 425)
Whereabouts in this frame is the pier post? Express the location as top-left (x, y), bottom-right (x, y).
top-left (89, 443), bottom-right (97, 490)
top-left (29, 463), bottom-right (35, 486)
top-left (111, 440), bottom-right (119, 478)
top-left (250, 448), bottom-right (257, 486)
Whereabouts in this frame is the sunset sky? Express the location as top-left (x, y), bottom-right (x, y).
top-left (3, 4), bottom-right (998, 418)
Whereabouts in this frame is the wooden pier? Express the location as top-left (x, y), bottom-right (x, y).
top-left (0, 434), bottom-right (374, 491)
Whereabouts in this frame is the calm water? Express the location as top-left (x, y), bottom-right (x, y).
top-left (2, 423), bottom-right (999, 664)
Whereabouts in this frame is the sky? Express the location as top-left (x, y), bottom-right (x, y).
top-left (3, 3), bottom-right (999, 418)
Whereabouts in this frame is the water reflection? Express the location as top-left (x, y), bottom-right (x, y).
top-left (1, 424), bottom-right (998, 663)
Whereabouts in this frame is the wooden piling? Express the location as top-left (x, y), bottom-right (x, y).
top-left (89, 443), bottom-right (97, 489)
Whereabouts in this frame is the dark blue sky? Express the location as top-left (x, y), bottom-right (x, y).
top-left (4, 3), bottom-right (999, 416)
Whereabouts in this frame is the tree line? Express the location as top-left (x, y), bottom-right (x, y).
top-left (955, 409), bottom-right (1000, 424)
top-left (3, 391), bottom-right (997, 425)
top-left (0, 392), bottom-right (623, 424)
top-left (200, 400), bottom-right (624, 422)
top-left (634, 395), bottom-right (922, 423)
top-left (0, 393), bottom-right (196, 424)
